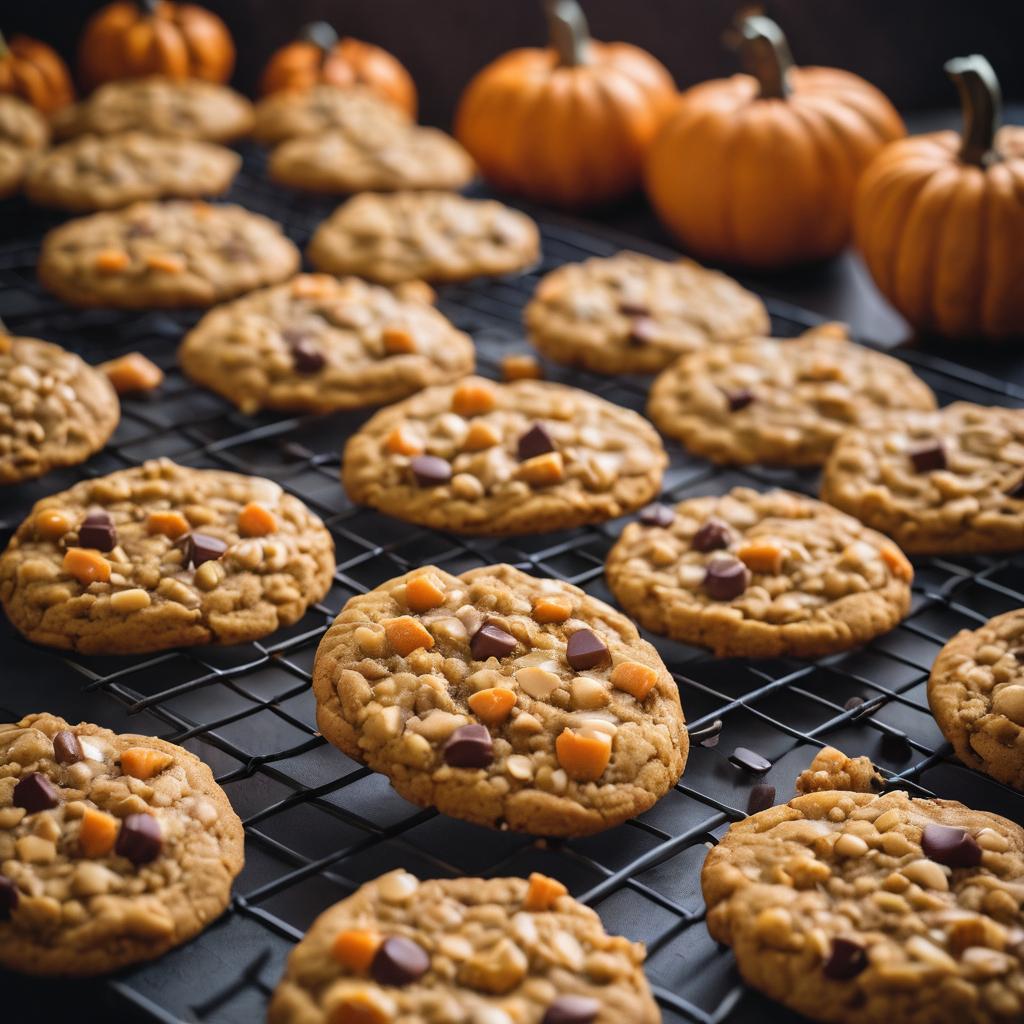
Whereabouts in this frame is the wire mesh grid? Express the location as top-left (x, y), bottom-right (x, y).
top-left (2, 146), bottom-right (1024, 1024)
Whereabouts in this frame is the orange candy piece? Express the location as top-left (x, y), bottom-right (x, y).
top-left (523, 871), bottom-right (567, 911)
top-left (238, 502), bottom-right (278, 537)
top-left (405, 575), bottom-right (446, 613)
top-left (501, 354), bottom-right (543, 382)
top-left (291, 274), bottom-right (334, 298)
top-left (451, 380), bottom-right (496, 416)
top-left (385, 616), bottom-right (434, 657)
top-left (146, 511), bottom-right (190, 539)
top-left (882, 545), bottom-right (913, 583)
top-left (610, 662), bottom-right (658, 701)
top-left (737, 542), bottom-right (785, 575)
top-left (518, 451), bottom-right (564, 486)
top-left (555, 728), bottom-right (611, 782)
top-left (146, 254), bottom-right (186, 274)
top-left (0, 335), bottom-right (11, 355)
top-left (328, 991), bottom-right (392, 1024)
top-left (100, 352), bottom-right (164, 395)
top-left (63, 547), bottom-right (111, 585)
top-left (467, 687), bottom-right (517, 726)
top-left (463, 421), bottom-right (501, 451)
top-left (331, 929), bottom-right (383, 973)
top-left (120, 746), bottom-right (173, 780)
top-left (532, 596), bottom-right (572, 623)
top-left (382, 326), bottom-right (417, 354)
top-left (94, 249), bottom-right (130, 273)
top-left (34, 508), bottom-right (73, 540)
top-left (385, 425), bottom-right (424, 457)
top-left (79, 807), bottom-right (119, 858)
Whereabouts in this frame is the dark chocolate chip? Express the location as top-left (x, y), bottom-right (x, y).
top-left (691, 517), bottom-right (732, 552)
top-left (566, 629), bottom-right (610, 671)
top-left (723, 387), bottom-right (755, 412)
top-left (184, 533), bottom-right (227, 569)
top-left (627, 315), bottom-right (657, 346)
top-left (370, 935), bottom-right (430, 986)
top-left (291, 339), bottom-right (325, 375)
top-left (843, 696), bottom-right (865, 712)
top-left (747, 784), bottom-right (776, 815)
top-left (410, 454), bottom-right (452, 487)
top-left (542, 995), bottom-right (601, 1024)
top-left (1013, 649), bottom-right (1024, 663)
top-left (703, 557), bottom-right (749, 600)
top-left (0, 875), bottom-right (18, 920)
top-left (78, 510), bottom-right (117, 552)
top-left (517, 423), bottom-right (556, 461)
top-left (639, 503), bottom-right (675, 527)
top-left (1006, 476), bottom-right (1024, 499)
top-left (126, 219), bottom-right (155, 238)
top-left (220, 238), bottom-right (251, 261)
top-left (908, 439), bottom-right (946, 473)
top-left (115, 813), bottom-right (163, 866)
top-left (729, 747), bottom-right (771, 774)
top-left (880, 729), bottom-right (912, 762)
top-left (443, 723), bottom-right (494, 768)
top-left (921, 824), bottom-right (982, 868)
top-left (13, 772), bottom-right (59, 813)
top-left (823, 937), bottom-right (868, 980)
top-left (470, 622), bottom-right (517, 660)
top-left (52, 730), bottom-right (84, 766)
top-left (618, 301), bottom-right (649, 317)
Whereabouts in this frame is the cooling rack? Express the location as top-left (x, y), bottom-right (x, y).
top-left (1, 145), bottom-right (1023, 1024)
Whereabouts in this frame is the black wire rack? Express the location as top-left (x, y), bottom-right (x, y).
top-left (2, 147), bottom-right (1024, 1024)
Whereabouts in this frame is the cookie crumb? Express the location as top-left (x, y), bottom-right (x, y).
top-left (795, 745), bottom-right (883, 794)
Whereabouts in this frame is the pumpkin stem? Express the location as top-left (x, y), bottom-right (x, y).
top-left (544, 0), bottom-right (590, 68)
top-left (734, 14), bottom-right (793, 100)
top-left (946, 55), bottom-right (1001, 167)
top-left (138, 0), bottom-right (161, 14)
top-left (298, 21), bottom-right (340, 54)
top-left (0, 31), bottom-right (8, 60)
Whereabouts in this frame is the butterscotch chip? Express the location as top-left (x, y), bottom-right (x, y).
top-left (312, 564), bottom-right (686, 836)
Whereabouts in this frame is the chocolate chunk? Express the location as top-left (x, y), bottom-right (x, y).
top-left (78, 510), bottom-right (117, 552)
top-left (908, 439), bottom-right (946, 473)
top-left (13, 772), bottom-right (59, 813)
top-left (880, 729), bottom-right (912, 762)
top-left (0, 875), bottom-right (18, 920)
top-left (617, 300), bottom-right (649, 317)
top-left (517, 423), bottom-right (556, 461)
top-left (115, 813), bottom-right (163, 866)
top-left (1013, 649), bottom-right (1024, 663)
top-left (470, 622), bottom-right (517, 660)
top-left (443, 724), bottom-right (494, 768)
top-left (723, 387), bottom-right (755, 412)
top-left (52, 730), bottom-right (84, 765)
top-left (691, 517), bottom-right (732, 552)
top-left (729, 747), bottom-right (771, 774)
top-left (703, 557), bottom-right (749, 600)
top-left (627, 315), bottom-right (657, 346)
top-left (823, 937), bottom-right (868, 980)
top-left (410, 454), bottom-right (452, 487)
top-left (184, 532), bottom-right (227, 569)
top-left (921, 824), bottom-right (982, 868)
top-left (566, 629), bottom-right (610, 671)
top-left (1006, 476), bottom-right (1024, 499)
top-left (843, 696), bottom-right (865, 712)
top-left (747, 784), bottom-right (776, 815)
top-left (638, 502), bottom-right (675, 527)
top-left (542, 996), bottom-right (601, 1024)
top-left (220, 238), bottom-right (251, 261)
top-left (370, 935), bottom-right (430, 986)
top-left (291, 339), bottom-right (325, 375)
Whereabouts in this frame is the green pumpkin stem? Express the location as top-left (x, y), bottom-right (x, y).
top-left (736, 14), bottom-right (793, 100)
top-left (298, 21), bottom-right (340, 54)
top-left (544, 0), bottom-right (590, 68)
top-left (946, 55), bottom-right (1001, 167)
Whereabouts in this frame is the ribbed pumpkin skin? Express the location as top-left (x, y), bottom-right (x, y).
top-left (646, 68), bottom-right (905, 269)
top-left (0, 35), bottom-right (75, 113)
top-left (455, 42), bottom-right (676, 209)
top-left (79, 1), bottom-right (235, 89)
top-left (259, 37), bottom-right (417, 117)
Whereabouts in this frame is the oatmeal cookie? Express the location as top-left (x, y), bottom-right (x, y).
top-left (648, 324), bottom-right (937, 466)
top-left (313, 564), bottom-right (686, 836)
top-left (342, 377), bottom-right (666, 535)
top-left (178, 274), bottom-right (475, 414)
top-left (268, 869), bottom-right (659, 1024)
top-left (605, 487), bottom-right (913, 658)
top-left (0, 94), bottom-right (49, 198)
top-left (0, 144), bottom-right (26, 198)
top-left (0, 335), bottom-right (119, 485)
top-left (929, 610), bottom-right (1024, 789)
top-left (0, 458), bottom-right (335, 654)
top-left (307, 191), bottom-right (540, 285)
top-left (795, 746), bottom-right (885, 795)
top-left (0, 712), bottom-right (244, 976)
top-left (38, 200), bottom-right (300, 308)
top-left (702, 789), bottom-right (1024, 1024)
top-left (821, 402), bottom-right (1024, 554)
top-left (524, 250), bottom-right (769, 375)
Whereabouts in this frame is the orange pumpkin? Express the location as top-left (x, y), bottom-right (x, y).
top-left (454, 0), bottom-right (676, 208)
top-left (0, 31), bottom-right (75, 113)
top-left (854, 56), bottom-right (1024, 340)
top-left (259, 22), bottom-right (416, 118)
top-left (646, 14), bottom-right (905, 269)
top-left (78, 0), bottom-right (235, 90)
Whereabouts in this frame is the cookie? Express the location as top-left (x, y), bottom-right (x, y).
top-left (0, 458), bottom-right (335, 654)
top-left (0, 712), bottom-right (244, 976)
top-left (524, 250), bottom-right (769, 375)
top-left (178, 274), bottom-right (475, 414)
top-left (0, 95), bottom-right (49, 199)
top-left (25, 132), bottom-right (241, 212)
top-left (702, 789), bottom-right (1024, 1024)
top-left (307, 191), bottom-right (540, 285)
top-left (51, 77), bottom-right (254, 143)
top-left (0, 335), bottom-right (119, 485)
top-left (38, 200), bottom-right (300, 309)
top-left (605, 487), bottom-right (913, 658)
top-left (313, 564), bottom-right (687, 835)
top-left (342, 376), bottom-right (667, 535)
top-left (929, 610), bottom-right (1024, 789)
top-left (648, 324), bottom-right (937, 466)
top-left (795, 746), bottom-right (884, 794)
top-left (268, 868), bottom-right (659, 1024)
top-left (821, 402), bottom-right (1024, 554)
top-left (0, 144), bottom-right (25, 198)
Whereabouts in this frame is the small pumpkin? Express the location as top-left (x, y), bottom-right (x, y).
top-left (854, 56), bottom-right (1024, 340)
top-left (259, 22), bottom-right (416, 118)
top-left (646, 14), bottom-right (905, 269)
top-left (0, 30), bottom-right (75, 113)
top-left (78, 0), bottom-right (235, 90)
top-left (454, 0), bottom-right (677, 208)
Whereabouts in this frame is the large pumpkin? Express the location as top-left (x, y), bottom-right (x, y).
top-left (78, 0), bottom-right (235, 89)
top-left (646, 14), bottom-right (905, 269)
top-left (0, 31), bottom-right (75, 113)
top-left (259, 22), bottom-right (416, 118)
top-left (855, 56), bottom-right (1024, 340)
top-left (454, 0), bottom-right (676, 208)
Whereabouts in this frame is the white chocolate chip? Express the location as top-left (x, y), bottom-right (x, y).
top-left (505, 755), bottom-right (533, 781)
top-left (377, 870), bottom-right (419, 903)
top-left (570, 676), bottom-right (609, 710)
top-left (515, 667), bottom-right (561, 699)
